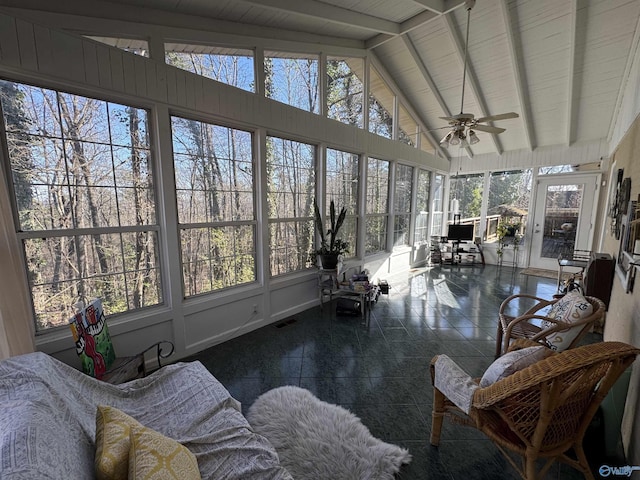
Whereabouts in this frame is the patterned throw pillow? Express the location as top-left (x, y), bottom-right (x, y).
top-left (129, 423), bottom-right (201, 480)
top-left (95, 405), bottom-right (200, 480)
top-left (95, 405), bottom-right (135, 480)
top-left (542, 291), bottom-right (593, 351)
top-left (480, 346), bottom-right (548, 388)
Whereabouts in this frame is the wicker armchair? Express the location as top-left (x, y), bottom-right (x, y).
top-left (430, 340), bottom-right (640, 480)
top-left (495, 294), bottom-right (605, 358)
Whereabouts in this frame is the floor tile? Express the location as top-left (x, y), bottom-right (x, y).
top-left (184, 264), bottom-right (611, 479)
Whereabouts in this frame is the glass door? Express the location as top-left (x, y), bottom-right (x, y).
top-left (528, 174), bottom-right (599, 270)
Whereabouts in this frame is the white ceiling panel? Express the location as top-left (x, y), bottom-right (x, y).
top-left (10, 0), bottom-right (639, 160)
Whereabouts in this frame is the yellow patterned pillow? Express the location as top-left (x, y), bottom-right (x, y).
top-left (129, 423), bottom-right (201, 480)
top-left (95, 405), bottom-right (200, 480)
top-left (95, 405), bottom-right (138, 480)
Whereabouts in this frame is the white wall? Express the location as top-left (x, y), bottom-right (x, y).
top-left (599, 21), bottom-right (640, 464)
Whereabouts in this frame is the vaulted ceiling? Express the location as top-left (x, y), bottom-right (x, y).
top-left (7, 0), bottom-right (640, 161)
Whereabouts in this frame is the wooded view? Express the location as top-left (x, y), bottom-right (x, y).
top-left (1, 51), bottom-right (399, 331)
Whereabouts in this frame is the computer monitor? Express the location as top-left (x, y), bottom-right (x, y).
top-left (446, 224), bottom-right (474, 242)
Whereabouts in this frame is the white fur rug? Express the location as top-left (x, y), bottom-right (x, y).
top-left (246, 386), bottom-right (412, 480)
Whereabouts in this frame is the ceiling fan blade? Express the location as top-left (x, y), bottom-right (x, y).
top-left (473, 124), bottom-right (506, 134)
top-left (428, 125), bottom-right (457, 133)
top-left (439, 116), bottom-right (458, 122)
top-left (475, 112), bottom-right (519, 123)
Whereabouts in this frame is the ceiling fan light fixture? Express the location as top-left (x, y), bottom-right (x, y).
top-left (440, 131), bottom-right (453, 146)
top-left (449, 132), bottom-right (461, 146)
top-left (468, 129), bottom-right (479, 145)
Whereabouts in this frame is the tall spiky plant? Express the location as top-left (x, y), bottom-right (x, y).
top-left (313, 199), bottom-right (348, 254)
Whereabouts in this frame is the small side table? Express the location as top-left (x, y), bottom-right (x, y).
top-left (557, 250), bottom-right (590, 293)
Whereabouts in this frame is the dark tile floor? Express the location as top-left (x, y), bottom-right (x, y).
top-left (184, 264), bottom-right (616, 479)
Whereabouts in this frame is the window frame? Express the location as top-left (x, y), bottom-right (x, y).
top-left (0, 79), bottom-right (163, 332)
top-left (365, 157), bottom-right (390, 255)
top-left (170, 114), bottom-right (258, 298)
top-left (265, 134), bottom-right (316, 276)
top-left (325, 147), bottom-right (360, 258)
top-left (393, 163), bottom-right (414, 248)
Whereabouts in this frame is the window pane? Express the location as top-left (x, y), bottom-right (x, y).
top-left (0, 80), bottom-right (161, 331)
top-left (449, 173), bottom-right (484, 223)
top-left (180, 225), bottom-right (256, 296)
top-left (26, 232), bottom-right (162, 331)
top-left (165, 44), bottom-right (255, 92)
top-left (326, 148), bottom-right (359, 256)
top-left (538, 164), bottom-right (578, 175)
top-left (171, 116), bottom-right (256, 296)
top-left (269, 220), bottom-right (314, 276)
top-left (366, 157), bottom-right (389, 214)
top-left (265, 51), bottom-right (319, 113)
top-left (414, 169), bottom-right (431, 243)
top-left (327, 56), bottom-right (364, 128)
top-left (366, 216), bottom-right (387, 255)
top-left (432, 173), bottom-right (445, 236)
top-left (172, 117), bottom-right (254, 224)
top-left (487, 170), bottom-right (531, 243)
top-left (393, 164), bottom-right (413, 247)
top-left (368, 67), bottom-right (393, 139)
top-left (266, 136), bottom-right (315, 275)
top-left (366, 157), bottom-right (389, 254)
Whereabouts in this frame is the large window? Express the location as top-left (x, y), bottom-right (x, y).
top-left (326, 56), bottom-right (364, 128)
top-left (265, 52), bottom-right (319, 113)
top-left (487, 169), bottom-right (531, 241)
top-left (368, 67), bottom-right (393, 139)
top-left (449, 173), bottom-right (484, 223)
top-left (266, 136), bottom-right (315, 275)
top-left (431, 173), bottom-right (445, 236)
top-left (0, 81), bottom-right (161, 331)
top-left (414, 169), bottom-right (431, 243)
top-left (171, 117), bottom-right (256, 297)
top-left (393, 164), bottom-right (414, 247)
top-left (365, 157), bottom-right (390, 254)
top-left (325, 149), bottom-right (359, 256)
top-left (165, 45), bottom-right (255, 92)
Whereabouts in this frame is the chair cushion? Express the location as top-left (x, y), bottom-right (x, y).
top-left (434, 355), bottom-right (479, 414)
top-left (480, 346), bottom-right (548, 387)
top-left (542, 292), bottom-right (593, 351)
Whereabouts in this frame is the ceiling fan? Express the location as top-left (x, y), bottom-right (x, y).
top-left (438, 0), bottom-right (519, 148)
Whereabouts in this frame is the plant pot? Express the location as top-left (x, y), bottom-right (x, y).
top-left (505, 226), bottom-right (517, 237)
top-left (319, 254), bottom-right (339, 270)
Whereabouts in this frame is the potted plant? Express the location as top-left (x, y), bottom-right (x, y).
top-left (496, 220), bottom-right (522, 259)
top-left (310, 200), bottom-right (349, 269)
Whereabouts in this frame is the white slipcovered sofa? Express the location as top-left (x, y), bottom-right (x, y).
top-left (0, 352), bottom-right (292, 479)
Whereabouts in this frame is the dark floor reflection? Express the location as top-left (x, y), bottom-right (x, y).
top-left (185, 264), bottom-right (616, 479)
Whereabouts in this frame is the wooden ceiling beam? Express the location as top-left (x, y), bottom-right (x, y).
top-left (410, 0), bottom-right (465, 15)
top-left (239, 0), bottom-right (399, 35)
top-left (499, 0), bottom-right (534, 151)
top-left (565, 0), bottom-right (579, 146)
